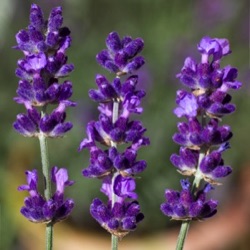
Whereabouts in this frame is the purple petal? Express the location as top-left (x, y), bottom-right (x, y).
top-left (106, 31), bottom-right (122, 53)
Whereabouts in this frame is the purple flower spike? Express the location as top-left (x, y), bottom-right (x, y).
top-left (80, 31), bottom-right (148, 237)
top-left (162, 36), bottom-right (241, 223)
top-left (174, 36), bottom-right (241, 161)
top-left (13, 4), bottom-right (75, 138)
top-left (160, 179), bottom-right (217, 220)
top-left (18, 167), bottom-right (74, 224)
top-left (14, 4), bottom-right (75, 229)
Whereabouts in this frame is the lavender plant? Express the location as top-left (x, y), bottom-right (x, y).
top-left (13, 4), bottom-right (75, 250)
top-left (79, 32), bottom-right (149, 249)
top-left (160, 37), bottom-right (242, 249)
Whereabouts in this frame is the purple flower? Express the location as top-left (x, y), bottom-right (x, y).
top-left (174, 36), bottom-right (240, 173)
top-left (162, 36), bottom-right (241, 221)
top-left (201, 119), bottom-right (232, 145)
top-left (90, 175), bottom-right (144, 238)
top-left (177, 38), bottom-right (241, 120)
top-left (197, 36), bottom-right (231, 63)
top-left (101, 175), bottom-right (138, 202)
top-left (90, 198), bottom-right (144, 239)
top-left (89, 75), bottom-right (146, 116)
top-left (96, 31), bottom-right (145, 75)
top-left (170, 147), bottom-right (199, 175)
top-left (173, 118), bottom-right (203, 149)
top-left (79, 115), bottom-right (148, 148)
top-left (82, 146), bottom-right (113, 178)
top-left (18, 167), bottom-right (74, 223)
top-left (80, 31), bottom-right (148, 236)
top-left (174, 90), bottom-right (198, 118)
top-left (81, 142), bottom-right (148, 179)
top-left (161, 179), bottom-right (217, 220)
top-left (13, 104), bottom-right (74, 138)
top-left (199, 151), bottom-right (232, 184)
top-left (13, 4), bottom-right (75, 138)
top-left (113, 146), bottom-right (148, 176)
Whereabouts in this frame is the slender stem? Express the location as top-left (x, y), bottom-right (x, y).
top-left (111, 234), bottom-right (119, 250)
top-left (111, 101), bottom-right (119, 250)
top-left (39, 133), bottom-right (51, 199)
top-left (38, 117), bottom-right (53, 250)
top-left (46, 223), bottom-right (53, 250)
top-left (175, 114), bottom-right (208, 250)
top-left (175, 221), bottom-right (190, 250)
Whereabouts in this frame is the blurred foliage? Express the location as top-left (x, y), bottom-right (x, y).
top-left (0, 0), bottom-right (249, 249)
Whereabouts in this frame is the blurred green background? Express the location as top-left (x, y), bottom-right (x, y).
top-left (0, 0), bottom-right (249, 249)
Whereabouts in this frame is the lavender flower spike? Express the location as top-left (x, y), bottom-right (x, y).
top-left (80, 31), bottom-right (149, 241)
top-left (13, 3), bottom-right (75, 138)
top-left (18, 167), bottom-right (74, 224)
top-left (162, 36), bottom-right (242, 249)
top-left (14, 4), bottom-right (75, 249)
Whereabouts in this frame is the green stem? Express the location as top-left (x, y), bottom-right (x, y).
top-left (175, 221), bottom-right (190, 250)
top-left (110, 101), bottom-right (119, 250)
top-left (38, 132), bottom-right (53, 250)
top-left (39, 134), bottom-right (51, 199)
top-left (175, 114), bottom-right (208, 250)
top-left (111, 234), bottom-right (119, 250)
top-left (46, 223), bottom-right (53, 250)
